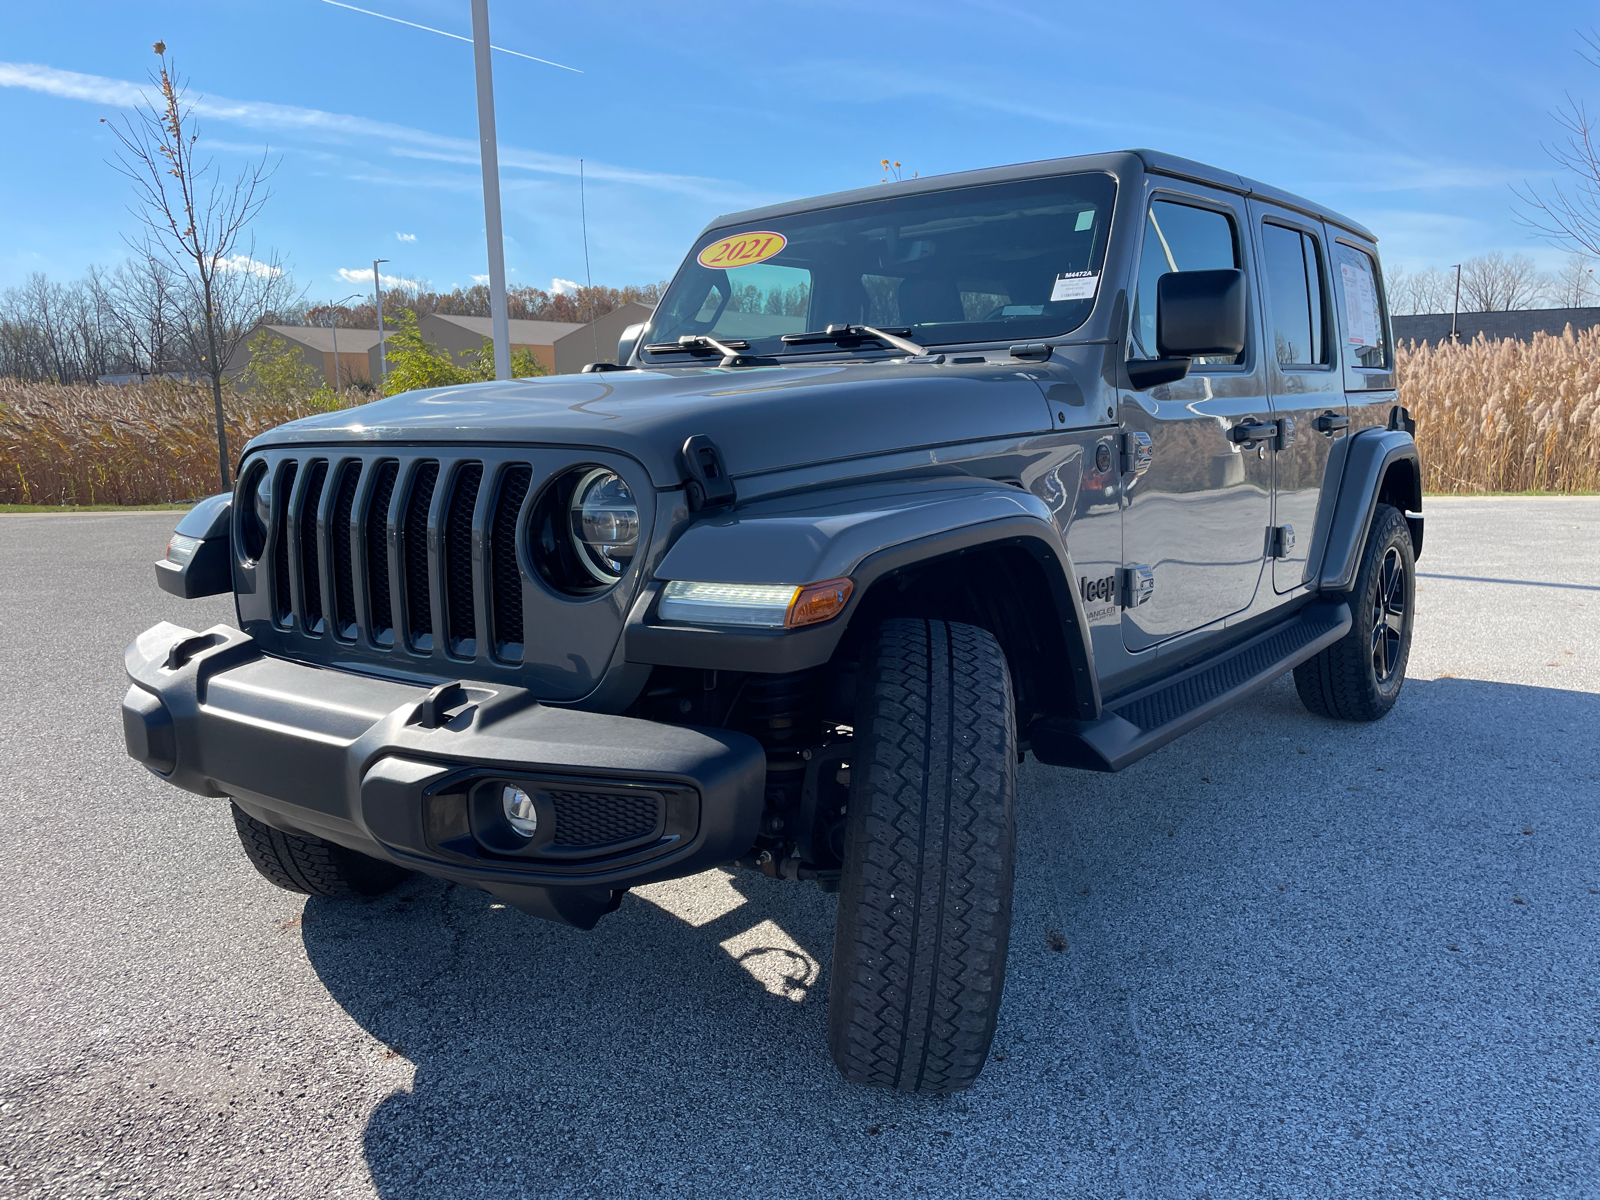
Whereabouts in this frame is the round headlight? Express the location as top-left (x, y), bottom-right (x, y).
top-left (568, 468), bottom-right (639, 583)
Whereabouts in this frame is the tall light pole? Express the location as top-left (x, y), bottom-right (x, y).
top-left (373, 259), bottom-right (390, 389)
top-left (1450, 263), bottom-right (1462, 345)
top-left (470, 0), bottom-right (512, 381)
top-left (329, 292), bottom-right (362, 390)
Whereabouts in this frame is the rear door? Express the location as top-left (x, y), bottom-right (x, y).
top-left (1120, 188), bottom-right (1272, 652)
top-left (1248, 202), bottom-right (1347, 592)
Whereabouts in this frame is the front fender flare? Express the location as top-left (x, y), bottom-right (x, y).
top-left (623, 477), bottom-right (1100, 717)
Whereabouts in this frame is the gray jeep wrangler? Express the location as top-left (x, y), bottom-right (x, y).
top-left (124, 149), bottom-right (1420, 1094)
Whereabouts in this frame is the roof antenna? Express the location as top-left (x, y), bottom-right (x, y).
top-left (581, 158), bottom-right (599, 363)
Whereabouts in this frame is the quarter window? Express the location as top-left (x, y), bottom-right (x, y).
top-left (1262, 223), bottom-right (1328, 366)
top-left (1333, 242), bottom-right (1388, 370)
top-left (1130, 200), bottom-right (1243, 365)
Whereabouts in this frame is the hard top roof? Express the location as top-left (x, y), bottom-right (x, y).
top-left (702, 149), bottom-right (1376, 244)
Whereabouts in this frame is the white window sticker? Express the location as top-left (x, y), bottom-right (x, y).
top-left (1340, 260), bottom-right (1380, 348)
top-left (1051, 271), bottom-right (1099, 302)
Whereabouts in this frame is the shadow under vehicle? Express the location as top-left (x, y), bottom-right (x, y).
top-left (123, 148), bottom-right (1422, 1094)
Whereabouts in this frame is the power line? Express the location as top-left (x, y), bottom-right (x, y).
top-left (318, 1), bottom-right (582, 72)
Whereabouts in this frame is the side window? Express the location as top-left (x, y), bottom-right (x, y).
top-left (1333, 242), bottom-right (1388, 370)
top-left (1130, 200), bottom-right (1243, 365)
top-left (1262, 223), bottom-right (1328, 366)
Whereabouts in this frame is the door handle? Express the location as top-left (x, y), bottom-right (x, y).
top-left (1228, 420), bottom-right (1277, 445)
top-left (1313, 410), bottom-right (1350, 436)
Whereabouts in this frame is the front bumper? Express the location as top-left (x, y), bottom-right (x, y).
top-left (121, 622), bottom-right (766, 927)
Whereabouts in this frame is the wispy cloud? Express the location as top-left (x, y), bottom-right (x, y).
top-left (395, 232), bottom-right (416, 242)
top-left (0, 61), bottom-right (772, 206)
top-left (470, 273), bottom-right (489, 285)
top-left (338, 266), bottom-right (424, 290)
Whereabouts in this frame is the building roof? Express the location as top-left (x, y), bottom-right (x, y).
top-left (1391, 307), bottom-right (1600, 347)
top-left (263, 324), bottom-right (385, 353)
top-left (428, 313), bottom-right (586, 344)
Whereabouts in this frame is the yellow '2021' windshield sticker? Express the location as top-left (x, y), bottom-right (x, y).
top-left (697, 231), bottom-right (787, 270)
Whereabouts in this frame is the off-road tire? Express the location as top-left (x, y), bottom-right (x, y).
top-left (827, 618), bottom-right (1017, 1094)
top-left (230, 803), bottom-right (411, 898)
top-left (1294, 502), bottom-right (1415, 722)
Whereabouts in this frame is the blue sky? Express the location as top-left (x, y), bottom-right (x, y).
top-left (0, 0), bottom-right (1593, 302)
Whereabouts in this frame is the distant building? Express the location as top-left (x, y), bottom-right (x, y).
top-left (370, 303), bottom-right (657, 381)
top-left (1392, 306), bottom-right (1600, 347)
top-left (228, 325), bottom-right (384, 388)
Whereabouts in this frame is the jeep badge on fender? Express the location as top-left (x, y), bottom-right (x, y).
top-left (125, 149), bottom-right (1419, 1095)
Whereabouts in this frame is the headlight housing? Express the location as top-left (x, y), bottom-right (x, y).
top-left (528, 465), bottom-right (640, 595)
top-left (570, 468), bottom-right (639, 584)
top-left (657, 578), bottom-right (852, 628)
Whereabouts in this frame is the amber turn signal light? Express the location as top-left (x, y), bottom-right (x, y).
top-left (787, 578), bottom-right (853, 628)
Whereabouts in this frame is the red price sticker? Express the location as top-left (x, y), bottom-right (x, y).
top-left (697, 231), bottom-right (787, 270)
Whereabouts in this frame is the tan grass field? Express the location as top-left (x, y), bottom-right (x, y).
top-left (3, 329), bottom-right (1598, 507)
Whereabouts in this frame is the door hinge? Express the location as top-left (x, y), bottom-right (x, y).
top-left (1267, 524), bottom-right (1296, 558)
top-left (1120, 564), bottom-right (1155, 608)
top-left (1121, 430), bottom-right (1153, 476)
top-left (1274, 417), bottom-right (1295, 451)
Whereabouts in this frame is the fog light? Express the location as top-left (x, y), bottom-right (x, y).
top-left (502, 785), bottom-right (538, 837)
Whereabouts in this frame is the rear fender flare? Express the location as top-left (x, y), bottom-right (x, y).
top-left (1314, 429), bottom-right (1421, 594)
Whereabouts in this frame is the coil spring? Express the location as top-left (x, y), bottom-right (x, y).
top-left (737, 667), bottom-right (825, 813)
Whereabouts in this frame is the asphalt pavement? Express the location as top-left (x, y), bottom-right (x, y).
top-left (1, 497), bottom-right (1597, 1199)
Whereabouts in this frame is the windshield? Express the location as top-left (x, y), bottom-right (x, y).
top-left (642, 172), bottom-right (1117, 360)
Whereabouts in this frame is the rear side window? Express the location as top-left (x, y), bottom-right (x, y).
top-left (1130, 200), bottom-right (1242, 365)
top-left (1261, 223), bottom-right (1328, 366)
top-left (1333, 242), bottom-right (1388, 369)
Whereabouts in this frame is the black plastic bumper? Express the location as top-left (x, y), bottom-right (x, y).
top-left (121, 622), bottom-right (766, 927)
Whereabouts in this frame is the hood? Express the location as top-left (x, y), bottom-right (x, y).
top-left (247, 361), bottom-right (1057, 488)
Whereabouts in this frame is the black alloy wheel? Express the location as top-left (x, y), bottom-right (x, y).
top-left (1293, 502), bottom-right (1415, 722)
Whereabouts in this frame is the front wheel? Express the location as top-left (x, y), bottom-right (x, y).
top-left (827, 618), bottom-right (1017, 1094)
top-left (1294, 502), bottom-right (1416, 722)
top-left (231, 803), bottom-right (412, 898)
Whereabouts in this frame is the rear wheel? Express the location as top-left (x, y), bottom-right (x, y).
top-left (230, 803), bottom-right (412, 898)
top-left (827, 618), bottom-right (1017, 1094)
top-left (1294, 502), bottom-right (1415, 722)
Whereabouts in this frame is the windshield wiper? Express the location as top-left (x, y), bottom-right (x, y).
top-left (781, 323), bottom-right (929, 356)
top-left (641, 334), bottom-right (753, 367)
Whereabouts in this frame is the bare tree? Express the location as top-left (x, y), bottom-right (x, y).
top-left (1550, 251), bottom-right (1598, 307)
top-left (1384, 264), bottom-right (1461, 315)
top-left (1517, 31), bottom-right (1600, 257)
top-left (105, 41), bottom-right (296, 489)
top-left (1458, 252), bottom-right (1548, 312)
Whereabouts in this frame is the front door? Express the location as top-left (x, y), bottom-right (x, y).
top-left (1249, 203), bottom-right (1347, 592)
top-left (1121, 190), bottom-right (1272, 652)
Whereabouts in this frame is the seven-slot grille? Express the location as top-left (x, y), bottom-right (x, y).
top-left (260, 453), bottom-right (533, 664)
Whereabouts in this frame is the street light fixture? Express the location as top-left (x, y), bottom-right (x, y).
top-left (328, 293), bottom-right (362, 390)
top-left (373, 259), bottom-right (390, 389)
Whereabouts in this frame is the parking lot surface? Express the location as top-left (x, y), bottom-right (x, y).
top-left (1, 497), bottom-right (1597, 1199)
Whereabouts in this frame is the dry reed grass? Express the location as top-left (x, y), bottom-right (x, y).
top-left (1398, 326), bottom-right (1600, 494)
top-left (4, 331), bottom-right (1598, 505)
top-left (0, 379), bottom-right (366, 506)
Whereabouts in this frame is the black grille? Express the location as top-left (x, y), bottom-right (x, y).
top-left (330, 461), bottom-right (361, 639)
top-left (547, 789), bottom-right (662, 849)
top-left (365, 461), bottom-right (398, 643)
top-left (491, 464), bottom-right (532, 658)
top-left (299, 460), bottom-right (329, 633)
top-left (403, 462), bottom-right (439, 650)
top-left (271, 460), bottom-right (297, 624)
top-left (444, 463), bottom-right (482, 653)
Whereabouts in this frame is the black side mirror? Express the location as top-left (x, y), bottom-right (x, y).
top-left (1126, 268), bottom-right (1247, 391)
top-left (1156, 268), bottom-right (1246, 358)
top-left (615, 322), bottom-right (646, 366)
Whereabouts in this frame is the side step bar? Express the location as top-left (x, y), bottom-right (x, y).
top-left (1030, 600), bottom-right (1352, 772)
